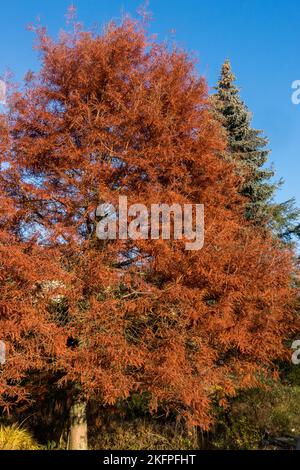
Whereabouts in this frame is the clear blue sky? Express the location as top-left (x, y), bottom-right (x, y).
top-left (1, 0), bottom-right (299, 206)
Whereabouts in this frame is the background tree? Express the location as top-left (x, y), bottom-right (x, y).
top-left (0, 16), bottom-right (298, 448)
top-left (211, 60), bottom-right (300, 241)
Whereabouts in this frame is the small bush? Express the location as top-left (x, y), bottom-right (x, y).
top-left (211, 382), bottom-right (300, 449)
top-left (212, 415), bottom-right (263, 450)
top-left (0, 424), bottom-right (41, 450)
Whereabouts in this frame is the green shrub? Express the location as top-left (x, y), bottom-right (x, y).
top-left (212, 415), bottom-right (263, 450)
top-left (211, 382), bottom-right (300, 449)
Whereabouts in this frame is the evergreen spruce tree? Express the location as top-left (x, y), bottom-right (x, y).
top-left (212, 60), bottom-right (300, 242)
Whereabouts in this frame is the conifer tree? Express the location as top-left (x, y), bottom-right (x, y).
top-left (212, 60), bottom-right (300, 241)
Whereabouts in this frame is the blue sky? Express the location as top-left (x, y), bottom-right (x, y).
top-left (1, 0), bottom-right (299, 206)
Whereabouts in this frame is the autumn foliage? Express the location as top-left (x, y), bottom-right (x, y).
top-left (0, 16), bottom-right (298, 431)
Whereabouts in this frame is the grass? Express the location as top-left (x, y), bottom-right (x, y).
top-left (0, 424), bottom-right (41, 450)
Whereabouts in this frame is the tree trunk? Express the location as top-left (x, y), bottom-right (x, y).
top-left (69, 399), bottom-right (88, 450)
top-left (188, 424), bottom-right (199, 449)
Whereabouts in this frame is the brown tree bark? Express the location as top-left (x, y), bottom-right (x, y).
top-left (69, 399), bottom-right (88, 450)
